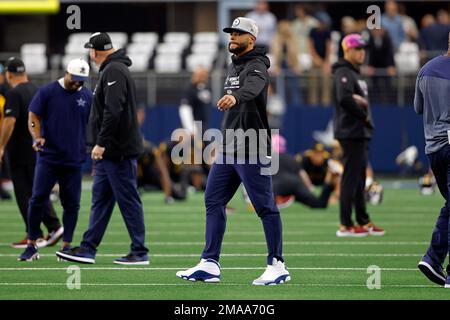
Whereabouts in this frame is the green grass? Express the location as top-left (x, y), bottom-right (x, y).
top-left (0, 183), bottom-right (449, 300)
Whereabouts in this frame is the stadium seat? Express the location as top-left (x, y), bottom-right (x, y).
top-left (131, 32), bottom-right (158, 46)
top-left (127, 42), bottom-right (155, 55)
top-left (65, 42), bottom-right (87, 55)
top-left (126, 34), bottom-right (157, 72)
top-left (128, 53), bottom-right (150, 72)
top-left (21, 43), bottom-right (46, 56)
top-left (193, 32), bottom-right (219, 44)
top-left (190, 42), bottom-right (218, 55)
top-left (186, 54), bottom-right (214, 71)
top-left (67, 33), bottom-right (91, 44)
top-left (395, 42), bottom-right (420, 74)
top-left (163, 32), bottom-right (190, 49)
top-left (154, 54), bottom-right (181, 73)
top-left (156, 42), bottom-right (185, 55)
top-left (398, 41), bottom-right (419, 53)
top-left (22, 55), bottom-right (47, 74)
top-left (20, 43), bottom-right (48, 74)
top-left (106, 32), bottom-right (128, 49)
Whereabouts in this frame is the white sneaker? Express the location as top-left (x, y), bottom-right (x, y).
top-left (45, 226), bottom-right (64, 247)
top-left (36, 238), bottom-right (48, 248)
top-left (336, 225), bottom-right (369, 237)
top-left (252, 258), bottom-right (291, 285)
top-left (176, 258), bottom-right (221, 283)
top-left (11, 237), bottom-right (47, 249)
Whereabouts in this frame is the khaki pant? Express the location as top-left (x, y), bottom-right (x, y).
top-left (308, 67), bottom-right (331, 106)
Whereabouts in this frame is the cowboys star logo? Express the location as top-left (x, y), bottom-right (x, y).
top-left (76, 98), bottom-right (86, 107)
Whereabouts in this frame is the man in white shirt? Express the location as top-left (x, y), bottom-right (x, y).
top-left (246, 0), bottom-right (277, 51)
top-left (292, 4), bottom-right (318, 55)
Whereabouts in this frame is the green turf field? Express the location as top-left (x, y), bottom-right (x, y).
top-left (0, 184), bottom-right (449, 300)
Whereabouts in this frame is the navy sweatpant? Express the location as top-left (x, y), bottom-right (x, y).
top-left (80, 158), bottom-right (148, 256)
top-left (28, 161), bottom-right (82, 242)
top-left (426, 144), bottom-right (450, 272)
top-left (202, 156), bottom-right (283, 265)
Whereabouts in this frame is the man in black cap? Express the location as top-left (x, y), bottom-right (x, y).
top-left (57, 33), bottom-right (149, 265)
top-left (0, 57), bottom-right (62, 249)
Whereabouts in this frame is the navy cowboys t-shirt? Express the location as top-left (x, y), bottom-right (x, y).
top-left (29, 79), bottom-right (93, 167)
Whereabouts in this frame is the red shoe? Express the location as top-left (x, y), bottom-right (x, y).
top-left (11, 237), bottom-right (28, 249)
top-left (276, 195), bottom-right (295, 210)
top-left (11, 237), bottom-right (48, 248)
top-left (362, 222), bottom-right (385, 236)
top-left (336, 225), bottom-right (369, 237)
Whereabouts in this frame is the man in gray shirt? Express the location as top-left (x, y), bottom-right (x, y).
top-left (415, 32), bottom-right (450, 288)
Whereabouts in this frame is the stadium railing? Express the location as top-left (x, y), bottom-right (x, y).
top-left (26, 69), bottom-right (419, 108)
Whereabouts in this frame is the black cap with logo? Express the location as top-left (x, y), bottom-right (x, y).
top-left (84, 32), bottom-right (114, 51)
top-left (4, 57), bottom-right (26, 73)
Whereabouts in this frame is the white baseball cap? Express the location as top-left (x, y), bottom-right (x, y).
top-left (67, 58), bottom-right (90, 82)
top-left (223, 17), bottom-right (259, 38)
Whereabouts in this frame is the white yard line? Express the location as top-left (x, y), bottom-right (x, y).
top-left (0, 282), bottom-right (436, 288)
top-left (0, 241), bottom-right (430, 246)
top-left (0, 230), bottom-right (300, 236)
top-left (0, 253), bottom-right (423, 258)
top-left (0, 222), bottom-right (435, 227)
top-left (0, 206), bottom-right (207, 211)
top-left (0, 267), bottom-right (418, 271)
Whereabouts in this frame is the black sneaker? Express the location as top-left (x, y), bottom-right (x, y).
top-left (56, 246), bottom-right (95, 264)
top-left (418, 255), bottom-right (446, 286)
top-left (57, 245), bottom-right (73, 262)
top-left (18, 245), bottom-right (39, 261)
top-left (113, 253), bottom-right (149, 265)
top-left (60, 245), bottom-right (72, 252)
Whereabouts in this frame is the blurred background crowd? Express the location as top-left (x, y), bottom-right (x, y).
top-left (0, 0), bottom-right (449, 202)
